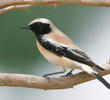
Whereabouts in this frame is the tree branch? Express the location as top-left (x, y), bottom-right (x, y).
top-left (1, 0), bottom-right (110, 14)
top-left (0, 4), bottom-right (32, 15)
top-left (0, 60), bottom-right (110, 90)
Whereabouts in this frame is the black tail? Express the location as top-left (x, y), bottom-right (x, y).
top-left (92, 72), bottom-right (110, 89)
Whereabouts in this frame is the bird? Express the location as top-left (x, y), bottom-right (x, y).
top-left (21, 18), bottom-right (110, 89)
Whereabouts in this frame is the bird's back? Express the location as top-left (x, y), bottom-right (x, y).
top-left (47, 29), bottom-right (81, 50)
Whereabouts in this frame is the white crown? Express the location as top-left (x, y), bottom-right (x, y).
top-left (29, 18), bottom-right (51, 25)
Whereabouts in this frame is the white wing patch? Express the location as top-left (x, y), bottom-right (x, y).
top-left (74, 61), bottom-right (98, 74)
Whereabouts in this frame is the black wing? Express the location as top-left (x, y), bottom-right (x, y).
top-left (38, 36), bottom-right (104, 71)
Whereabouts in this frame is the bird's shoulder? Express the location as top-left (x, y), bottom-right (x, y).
top-left (47, 29), bottom-right (81, 50)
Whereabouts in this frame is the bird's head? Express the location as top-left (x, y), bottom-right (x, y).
top-left (21, 18), bottom-right (55, 37)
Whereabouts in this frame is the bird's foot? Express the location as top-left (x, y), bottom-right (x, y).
top-left (66, 72), bottom-right (73, 76)
top-left (61, 69), bottom-right (74, 77)
top-left (61, 72), bottom-right (73, 77)
top-left (42, 74), bottom-right (51, 82)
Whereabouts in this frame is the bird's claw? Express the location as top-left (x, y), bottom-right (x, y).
top-left (61, 72), bottom-right (73, 77)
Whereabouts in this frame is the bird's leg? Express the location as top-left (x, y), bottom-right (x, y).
top-left (61, 69), bottom-right (74, 77)
top-left (43, 68), bottom-right (66, 77)
top-left (65, 69), bottom-right (74, 76)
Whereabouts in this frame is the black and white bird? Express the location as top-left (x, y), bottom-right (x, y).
top-left (21, 18), bottom-right (110, 89)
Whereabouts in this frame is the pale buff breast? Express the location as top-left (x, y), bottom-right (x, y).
top-left (37, 41), bottom-right (80, 69)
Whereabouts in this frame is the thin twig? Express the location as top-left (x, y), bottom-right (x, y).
top-left (0, 4), bottom-right (32, 14)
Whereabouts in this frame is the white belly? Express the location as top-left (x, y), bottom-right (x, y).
top-left (37, 42), bottom-right (81, 69)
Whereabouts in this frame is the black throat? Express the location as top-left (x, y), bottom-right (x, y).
top-left (30, 22), bottom-right (52, 37)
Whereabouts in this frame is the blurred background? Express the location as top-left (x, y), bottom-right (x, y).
top-left (0, 5), bottom-right (110, 100)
